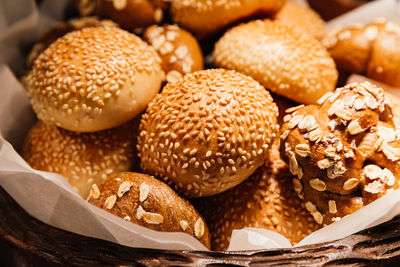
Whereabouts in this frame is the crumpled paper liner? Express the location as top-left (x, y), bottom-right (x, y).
top-left (1, 0), bottom-right (400, 252)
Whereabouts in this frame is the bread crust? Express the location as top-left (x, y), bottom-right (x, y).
top-left (23, 118), bottom-right (140, 198)
top-left (137, 69), bottom-right (279, 197)
top-left (280, 82), bottom-right (400, 225)
top-left (88, 172), bottom-right (211, 248)
top-left (213, 20), bottom-right (338, 105)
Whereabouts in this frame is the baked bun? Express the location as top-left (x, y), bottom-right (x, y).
top-left (170, 0), bottom-right (285, 37)
top-left (143, 24), bottom-right (204, 83)
top-left (280, 82), bottom-right (400, 225)
top-left (324, 20), bottom-right (400, 87)
top-left (213, 20), bottom-right (338, 105)
top-left (137, 69), bottom-right (279, 197)
top-left (87, 172), bottom-right (211, 248)
top-left (23, 119), bottom-right (140, 198)
top-left (76, 0), bottom-right (167, 32)
top-left (274, 1), bottom-right (326, 40)
top-left (193, 145), bottom-right (320, 251)
top-left (27, 17), bottom-right (117, 68)
top-left (26, 26), bottom-right (163, 132)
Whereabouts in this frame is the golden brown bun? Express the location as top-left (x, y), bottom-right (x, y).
top-left (193, 145), bottom-right (320, 251)
top-left (22, 119), bottom-right (140, 198)
top-left (88, 172), bottom-right (211, 248)
top-left (143, 24), bottom-right (204, 83)
top-left (324, 20), bottom-right (400, 87)
top-left (137, 69), bottom-right (279, 198)
top-left (76, 0), bottom-right (167, 32)
top-left (171, 0), bottom-right (285, 38)
top-left (27, 17), bottom-right (117, 69)
top-left (275, 1), bottom-right (326, 40)
top-left (213, 20), bottom-right (338, 105)
top-left (26, 27), bottom-right (163, 132)
top-left (280, 82), bottom-right (400, 225)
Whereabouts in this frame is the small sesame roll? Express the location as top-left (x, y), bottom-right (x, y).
top-left (143, 24), bottom-right (204, 82)
top-left (137, 69), bottom-right (279, 198)
top-left (280, 82), bottom-right (400, 225)
top-left (22, 118), bottom-right (141, 198)
top-left (170, 0), bottom-right (285, 38)
top-left (26, 26), bottom-right (163, 132)
top-left (88, 172), bottom-right (211, 249)
top-left (213, 19), bottom-right (338, 105)
top-left (274, 1), bottom-right (327, 41)
top-left (193, 145), bottom-right (320, 251)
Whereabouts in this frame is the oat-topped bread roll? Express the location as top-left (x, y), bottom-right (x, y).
top-left (143, 24), bottom-right (204, 83)
top-left (88, 172), bottom-right (211, 248)
top-left (193, 145), bottom-right (320, 251)
top-left (280, 82), bottom-right (400, 225)
top-left (213, 20), bottom-right (338, 105)
top-left (324, 19), bottom-right (400, 87)
top-left (23, 119), bottom-right (140, 198)
top-left (170, 0), bottom-right (285, 37)
top-left (26, 26), bottom-right (163, 132)
top-left (27, 17), bottom-right (117, 68)
top-left (76, 0), bottom-right (167, 32)
top-left (274, 1), bottom-right (326, 40)
top-left (137, 69), bottom-right (279, 197)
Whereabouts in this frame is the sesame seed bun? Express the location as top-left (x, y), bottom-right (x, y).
top-left (193, 145), bottom-right (320, 251)
top-left (22, 118), bottom-right (140, 198)
top-left (144, 24), bottom-right (204, 83)
top-left (88, 172), bottom-right (211, 249)
top-left (170, 0), bottom-right (285, 37)
top-left (213, 19), bottom-right (338, 105)
top-left (26, 27), bottom-right (163, 132)
top-left (275, 1), bottom-right (326, 41)
top-left (137, 69), bottom-right (279, 198)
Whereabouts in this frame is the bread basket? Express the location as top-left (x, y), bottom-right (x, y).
top-left (2, 0), bottom-right (400, 265)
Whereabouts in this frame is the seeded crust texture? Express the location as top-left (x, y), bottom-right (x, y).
top-left (144, 24), bottom-right (204, 84)
top-left (88, 172), bottom-right (211, 248)
top-left (171, 0), bottom-right (285, 37)
top-left (274, 1), bottom-right (326, 41)
top-left (26, 17), bottom-right (117, 69)
top-left (324, 19), bottom-right (400, 87)
top-left (23, 119), bottom-right (140, 198)
top-left (280, 82), bottom-right (400, 225)
top-left (26, 27), bottom-right (163, 132)
top-left (76, 0), bottom-right (167, 32)
top-left (194, 144), bottom-right (320, 251)
top-left (137, 69), bottom-right (279, 198)
top-left (213, 19), bottom-right (338, 105)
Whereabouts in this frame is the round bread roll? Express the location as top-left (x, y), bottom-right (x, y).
top-left (213, 19), bottom-right (338, 105)
top-left (323, 19), bottom-right (400, 87)
top-left (193, 145), bottom-right (320, 251)
top-left (76, 0), bottom-right (167, 32)
top-left (137, 69), bottom-right (279, 198)
top-left (26, 26), bottom-right (163, 132)
top-left (280, 82), bottom-right (400, 225)
top-left (87, 172), bottom-right (211, 248)
top-left (27, 17), bottom-right (117, 68)
top-left (170, 0), bottom-right (285, 37)
top-left (143, 24), bottom-right (204, 83)
top-left (22, 119), bottom-right (140, 198)
top-left (274, 1), bottom-right (326, 40)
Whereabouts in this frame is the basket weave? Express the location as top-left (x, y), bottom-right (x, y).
top-left (0, 186), bottom-right (399, 266)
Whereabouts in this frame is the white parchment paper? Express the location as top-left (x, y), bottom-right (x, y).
top-left (1, 0), bottom-right (400, 252)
